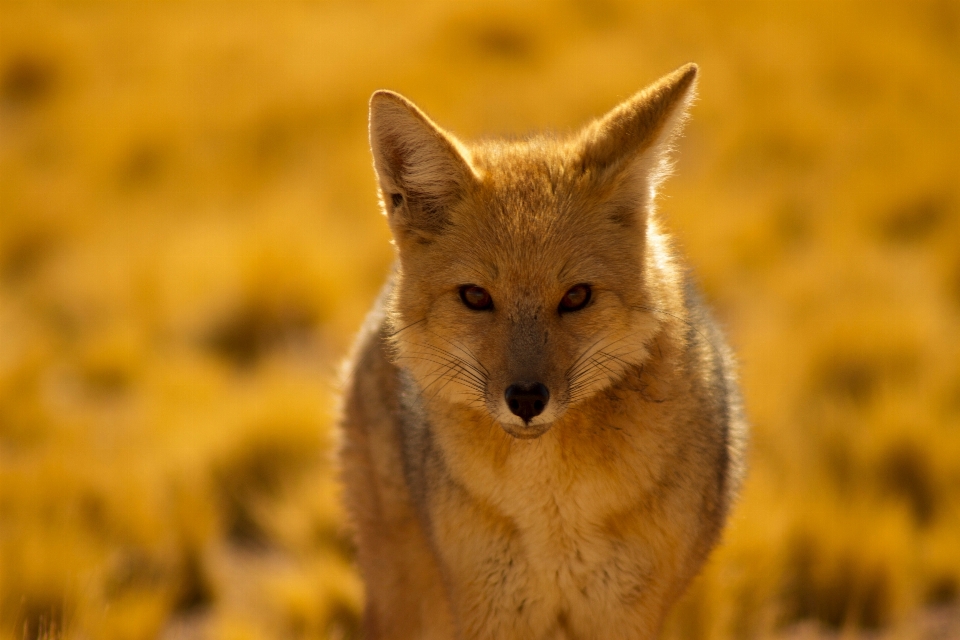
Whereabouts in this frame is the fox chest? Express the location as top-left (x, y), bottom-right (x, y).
top-left (427, 462), bottom-right (676, 638)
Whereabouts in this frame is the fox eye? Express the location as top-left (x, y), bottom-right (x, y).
top-left (559, 284), bottom-right (591, 312)
top-left (460, 285), bottom-right (493, 311)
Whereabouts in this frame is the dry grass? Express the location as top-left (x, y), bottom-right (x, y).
top-left (1, 1), bottom-right (958, 638)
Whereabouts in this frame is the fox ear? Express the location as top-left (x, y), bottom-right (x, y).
top-left (578, 63), bottom-right (699, 226)
top-left (369, 91), bottom-right (475, 240)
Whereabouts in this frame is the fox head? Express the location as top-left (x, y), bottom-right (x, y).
top-left (370, 64), bottom-right (698, 439)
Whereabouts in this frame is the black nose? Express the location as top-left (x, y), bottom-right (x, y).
top-left (505, 382), bottom-right (550, 422)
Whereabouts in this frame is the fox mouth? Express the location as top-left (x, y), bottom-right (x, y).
top-left (500, 420), bottom-right (553, 440)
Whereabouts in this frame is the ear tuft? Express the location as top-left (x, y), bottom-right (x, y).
top-left (369, 91), bottom-right (474, 238)
top-left (578, 63), bottom-right (699, 225)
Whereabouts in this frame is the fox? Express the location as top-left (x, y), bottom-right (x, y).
top-left (337, 63), bottom-right (748, 640)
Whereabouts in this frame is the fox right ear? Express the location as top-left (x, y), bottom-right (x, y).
top-left (577, 64), bottom-right (699, 227)
top-left (369, 91), bottom-right (475, 240)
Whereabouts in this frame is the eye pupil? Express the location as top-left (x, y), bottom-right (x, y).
top-left (559, 284), bottom-right (591, 312)
top-left (460, 285), bottom-right (493, 311)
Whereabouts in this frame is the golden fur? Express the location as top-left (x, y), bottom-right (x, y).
top-left (338, 63), bottom-right (747, 640)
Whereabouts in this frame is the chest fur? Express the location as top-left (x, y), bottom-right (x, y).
top-left (419, 399), bottom-right (703, 637)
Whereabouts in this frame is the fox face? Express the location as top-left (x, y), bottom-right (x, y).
top-left (370, 65), bottom-right (698, 438)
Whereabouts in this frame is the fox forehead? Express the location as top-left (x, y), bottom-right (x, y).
top-left (466, 139), bottom-right (612, 225)
top-left (432, 215), bottom-right (637, 295)
top-left (416, 141), bottom-right (636, 282)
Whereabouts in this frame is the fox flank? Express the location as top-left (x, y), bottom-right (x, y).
top-left (338, 64), bottom-right (748, 640)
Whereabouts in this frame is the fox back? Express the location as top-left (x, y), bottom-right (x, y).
top-left (338, 64), bottom-right (747, 640)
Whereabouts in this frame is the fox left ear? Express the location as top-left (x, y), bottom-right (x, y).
top-left (578, 63), bottom-right (699, 226)
top-left (369, 91), bottom-right (476, 243)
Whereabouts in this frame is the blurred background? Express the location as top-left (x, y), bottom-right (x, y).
top-left (1, 1), bottom-right (958, 639)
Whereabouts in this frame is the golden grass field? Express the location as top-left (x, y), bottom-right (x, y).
top-left (1, 1), bottom-right (959, 639)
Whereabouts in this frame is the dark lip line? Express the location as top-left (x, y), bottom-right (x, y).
top-left (501, 423), bottom-right (553, 440)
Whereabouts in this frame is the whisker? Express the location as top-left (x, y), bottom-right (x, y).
top-left (414, 343), bottom-right (489, 386)
top-left (433, 333), bottom-right (491, 377)
top-left (565, 332), bottom-right (615, 377)
top-left (567, 331), bottom-right (642, 382)
top-left (394, 338), bottom-right (492, 407)
top-left (385, 317), bottom-right (427, 338)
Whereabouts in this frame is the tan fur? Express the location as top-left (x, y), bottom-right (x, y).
top-left (338, 63), bottom-right (748, 640)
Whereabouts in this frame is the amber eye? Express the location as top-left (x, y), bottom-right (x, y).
top-left (559, 284), bottom-right (591, 312)
top-left (460, 285), bottom-right (493, 311)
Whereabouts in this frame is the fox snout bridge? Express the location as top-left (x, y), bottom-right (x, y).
top-left (505, 382), bottom-right (550, 422)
